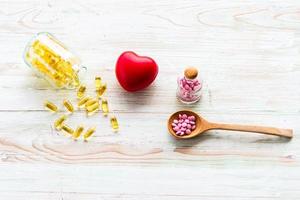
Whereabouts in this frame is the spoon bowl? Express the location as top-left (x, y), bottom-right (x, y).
top-left (168, 110), bottom-right (293, 139)
top-left (168, 110), bottom-right (205, 139)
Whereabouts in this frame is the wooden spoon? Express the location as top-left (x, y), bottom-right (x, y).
top-left (168, 110), bottom-right (293, 139)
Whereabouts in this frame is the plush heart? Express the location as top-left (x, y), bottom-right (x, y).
top-left (115, 51), bottom-right (158, 92)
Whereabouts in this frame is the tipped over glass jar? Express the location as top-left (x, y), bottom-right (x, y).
top-left (176, 67), bottom-right (203, 104)
top-left (24, 32), bottom-right (85, 89)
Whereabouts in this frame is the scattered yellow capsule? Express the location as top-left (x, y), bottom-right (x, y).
top-left (44, 100), bottom-right (58, 112)
top-left (54, 115), bottom-right (67, 130)
top-left (73, 125), bottom-right (84, 139)
top-left (96, 83), bottom-right (107, 97)
top-left (86, 102), bottom-right (100, 116)
top-left (77, 85), bottom-right (86, 98)
top-left (78, 96), bottom-right (91, 108)
top-left (101, 99), bottom-right (109, 116)
top-left (73, 73), bottom-right (80, 88)
top-left (110, 116), bottom-right (119, 131)
top-left (61, 124), bottom-right (74, 135)
top-left (83, 127), bottom-right (96, 140)
top-left (95, 76), bottom-right (102, 89)
top-left (63, 99), bottom-right (74, 113)
top-left (85, 98), bottom-right (98, 109)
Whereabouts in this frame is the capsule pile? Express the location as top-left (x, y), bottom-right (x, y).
top-left (44, 76), bottom-right (119, 141)
top-left (25, 33), bottom-right (80, 88)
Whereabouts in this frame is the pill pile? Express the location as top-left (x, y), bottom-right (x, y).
top-left (177, 77), bottom-right (202, 103)
top-left (179, 78), bottom-right (201, 91)
top-left (172, 114), bottom-right (196, 136)
top-left (44, 76), bottom-right (119, 141)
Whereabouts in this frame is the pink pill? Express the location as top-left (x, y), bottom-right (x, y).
top-left (192, 125), bottom-right (196, 130)
top-left (178, 124), bottom-right (182, 128)
top-left (179, 114), bottom-right (182, 119)
top-left (182, 122), bottom-right (187, 127)
top-left (184, 85), bottom-right (190, 90)
top-left (190, 121), bottom-right (195, 125)
top-left (187, 124), bottom-right (192, 129)
top-left (180, 132), bottom-right (185, 136)
top-left (182, 114), bottom-right (187, 119)
top-left (185, 129), bottom-right (191, 134)
top-left (188, 116), bottom-right (195, 121)
top-left (172, 123), bottom-right (177, 127)
top-left (176, 130), bottom-right (181, 135)
top-left (181, 127), bottom-right (186, 131)
top-left (173, 126), bottom-right (180, 131)
top-left (173, 119), bottom-right (178, 124)
top-left (184, 119), bottom-right (189, 123)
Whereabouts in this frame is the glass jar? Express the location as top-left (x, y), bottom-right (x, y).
top-left (24, 32), bottom-right (84, 89)
top-left (176, 67), bottom-right (203, 104)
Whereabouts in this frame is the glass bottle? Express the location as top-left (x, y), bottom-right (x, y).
top-left (176, 67), bottom-right (203, 104)
top-left (24, 32), bottom-right (84, 89)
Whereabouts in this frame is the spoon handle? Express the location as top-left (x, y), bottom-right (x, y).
top-left (209, 122), bottom-right (293, 138)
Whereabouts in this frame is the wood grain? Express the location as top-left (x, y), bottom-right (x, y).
top-left (0, 0), bottom-right (300, 199)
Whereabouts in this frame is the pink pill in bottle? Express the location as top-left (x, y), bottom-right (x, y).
top-left (176, 67), bottom-right (203, 104)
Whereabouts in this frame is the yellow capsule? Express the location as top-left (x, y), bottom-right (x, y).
top-left (61, 124), bottom-right (74, 135)
top-left (73, 73), bottom-right (80, 88)
top-left (63, 99), bottom-right (74, 113)
top-left (86, 102), bottom-right (99, 116)
top-left (44, 100), bottom-right (58, 112)
top-left (78, 96), bottom-right (91, 108)
top-left (85, 98), bottom-right (98, 109)
top-left (77, 85), bottom-right (86, 98)
top-left (101, 99), bottom-right (109, 116)
top-left (73, 125), bottom-right (84, 139)
top-left (110, 116), bottom-right (119, 131)
top-left (54, 115), bottom-right (67, 130)
top-left (95, 76), bottom-right (102, 89)
top-left (96, 83), bottom-right (107, 97)
top-left (83, 127), bottom-right (96, 140)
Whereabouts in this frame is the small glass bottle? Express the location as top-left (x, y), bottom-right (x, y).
top-left (24, 32), bottom-right (84, 89)
top-left (176, 67), bottom-right (203, 104)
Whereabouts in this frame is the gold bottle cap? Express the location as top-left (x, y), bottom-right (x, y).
top-left (184, 67), bottom-right (198, 79)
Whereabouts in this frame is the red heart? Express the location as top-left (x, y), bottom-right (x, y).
top-left (115, 51), bottom-right (158, 92)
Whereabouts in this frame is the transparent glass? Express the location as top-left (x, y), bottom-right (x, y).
top-left (23, 32), bottom-right (84, 89)
top-left (176, 76), bottom-right (203, 104)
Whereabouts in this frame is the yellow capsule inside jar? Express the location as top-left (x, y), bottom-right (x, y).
top-left (24, 32), bottom-right (83, 89)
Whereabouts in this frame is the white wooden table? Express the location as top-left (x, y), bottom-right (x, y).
top-left (1, 0), bottom-right (300, 199)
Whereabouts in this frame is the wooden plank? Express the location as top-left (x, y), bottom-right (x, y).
top-left (0, 164), bottom-right (299, 199)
